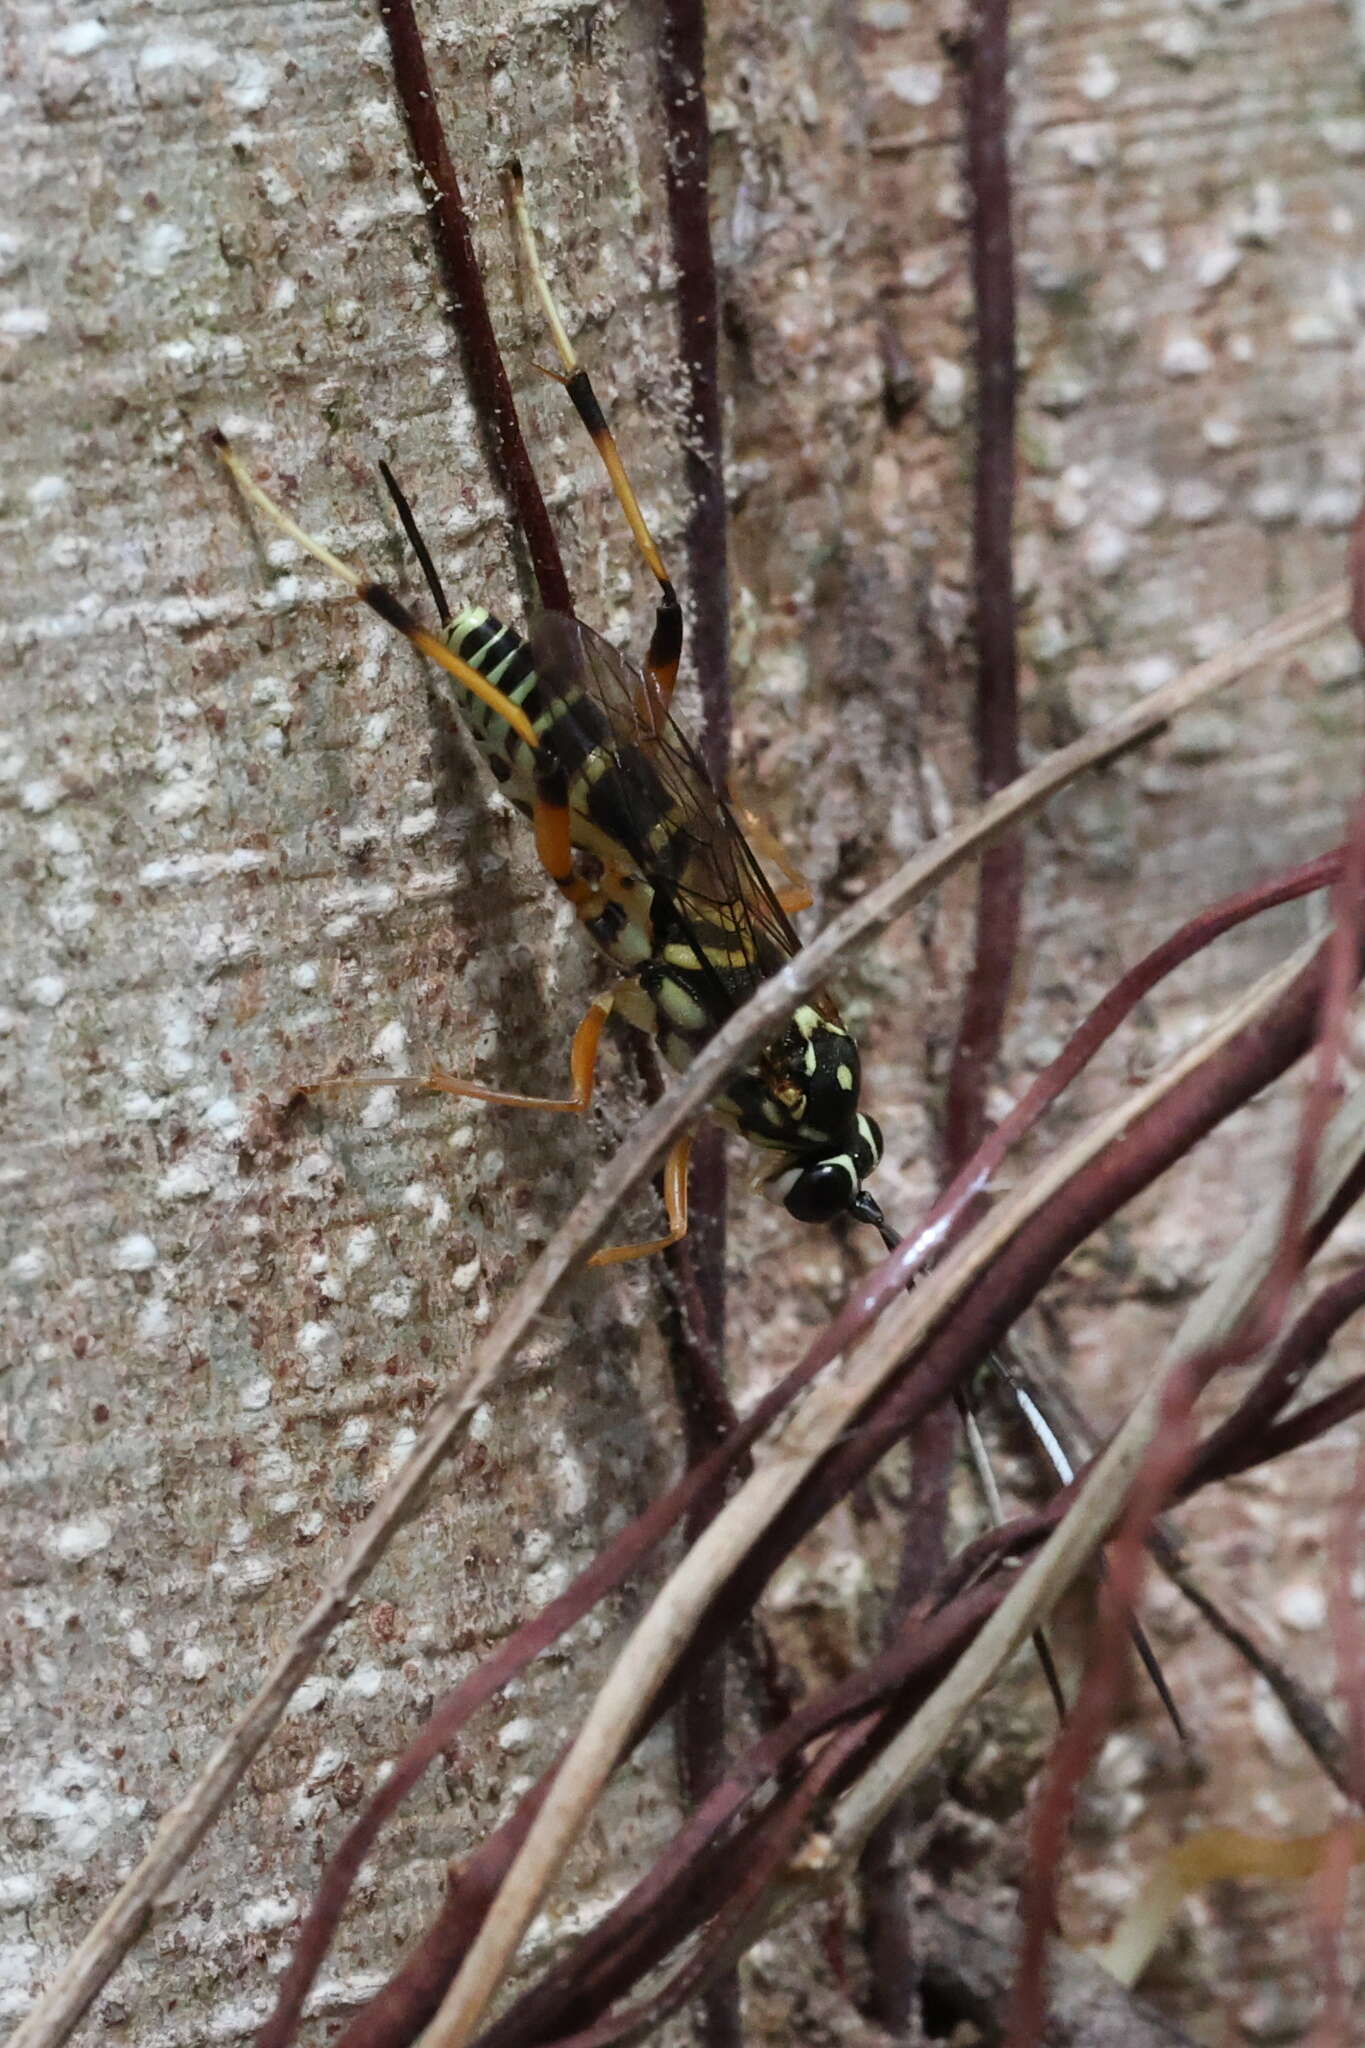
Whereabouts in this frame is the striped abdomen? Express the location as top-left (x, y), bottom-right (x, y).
top-left (443, 604), bottom-right (672, 982)
top-left (441, 606), bottom-right (770, 1060)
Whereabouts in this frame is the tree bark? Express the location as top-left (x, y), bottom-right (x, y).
top-left (6, 1), bottom-right (1364, 2041)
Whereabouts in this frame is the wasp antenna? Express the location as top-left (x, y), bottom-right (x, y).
top-left (213, 432), bottom-right (538, 749)
top-left (506, 166), bottom-right (578, 377)
top-left (957, 1388), bottom-right (1070, 1722)
top-left (213, 430), bottom-right (366, 594)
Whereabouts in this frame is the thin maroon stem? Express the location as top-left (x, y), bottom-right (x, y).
top-left (867, 0), bottom-right (1016, 2008)
top-left (659, 0), bottom-right (731, 783)
top-left (859, 1398), bottom-right (955, 2034)
top-left (657, 10), bottom-right (737, 2040)
top-left (378, 0), bottom-right (571, 613)
top-left (1007, 802), bottom-right (1365, 2048)
top-left (944, 0), bottom-right (1021, 1168)
top-left (874, 845), bottom-right (1342, 1317)
top-left (1188, 1256), bottom-right (1365, 1489)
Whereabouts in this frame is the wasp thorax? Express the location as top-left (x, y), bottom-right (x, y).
top-left (773, 1004), bottom-right (863, 1142)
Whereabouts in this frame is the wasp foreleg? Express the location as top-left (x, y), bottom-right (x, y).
top-left (587, 1131), bottom-right (693, 1267)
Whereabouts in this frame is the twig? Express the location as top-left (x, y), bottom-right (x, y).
top-left (13, 583), bottom-right (1342, 2048)
top-left (405, 945), bottom-right (1329, 2047)
top-left (652, 9), bottom-right (739, 2036)
top-left (659, 0), bottom-right (730, 780)
top-left (828, 1070), bottom-right (1365, 1857)
top-left (919, 1894), bottom-right (1198, 2046)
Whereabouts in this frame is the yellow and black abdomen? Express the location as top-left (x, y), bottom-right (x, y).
top-left (442, 605), bottom-right (664, 976)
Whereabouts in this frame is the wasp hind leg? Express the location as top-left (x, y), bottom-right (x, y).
top-left (306, 987), bottom-right (695, 1268)
top-left (507, 166), bottom-right (682, 731)
top-left (305, 988), bottom-right (616, 1116)
top-left (729, 796), bottom-right (815, 917)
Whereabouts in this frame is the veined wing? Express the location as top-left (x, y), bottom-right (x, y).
top-left (529, 611), bottom-right (801, 1013)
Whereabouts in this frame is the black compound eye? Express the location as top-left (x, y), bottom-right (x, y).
top-left (783, 1158), bottom-right (856, 1224)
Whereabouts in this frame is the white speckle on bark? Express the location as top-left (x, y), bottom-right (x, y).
top-left (1322, 116), bottom-right (1365, 159)
top-left (1128, 228), bottom-right (1168, 274)
top-left (369, 1278), bottom-right (415, 1320)
top-left (1081, 522), bottom-right (1130, 579)
top-left (110, 1232), bottom-right (158, 1272)
top-left (884, 63), bottom-right (942, 106)
top-left (451, 1253), bottom-right (482, 1293)
top-left (1, 307), bottom-right (51, 340)
top-left (135, 1294), bottom-right (173, 1347)
top-left (1058, 122), bottom-right (1115, 171)
top-left (924, 357), bottom-right (965, 430)
top-left (1160, 331), bottom-right (1213, 378)
top-left (498, 1715), bottom-right (536, 1754)
top-left (286, 1678), bottom-right (333, 1718)
top-left (241, 1893), bottom-right (299, 1934)
top-left (49, 1515), bottom-right (113, 1562)
top-left (27, 972), bottom-right (68, 1008)
top-left (138, 221), bottom-right (188, 277)
top-left (1193, 237), bottom-right (1240, 292)
top-left (1274, 1580), bottom-right (1326, 1632)
top-left (225, 54), bottom-right (276, 114)
top-left (1050, 469), bottom-right (1089, 533)
top-left (345, 1226), bottom-right (379, 1272)
top-left (1249, 480), bottom-right (1302, 526)
top-left (1077, 52), bottom-right (1118, 100)
top-left (1144, 13), bottom-right (1205, 65)
top-left (370, 1018), bottom-right (408, 1062)
top-left (49, 20), bottom-right (110, 56)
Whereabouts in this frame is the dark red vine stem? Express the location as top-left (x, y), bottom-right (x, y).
top-left (657, 8), bottom-right (737, 2039)
top-left (378, 0), bottom-right (571, 613)
top-left (864, 0), bottom-right (1020, 2016)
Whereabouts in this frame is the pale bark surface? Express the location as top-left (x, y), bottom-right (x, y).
top-left (4, 0), bottom-right (1364, 2042)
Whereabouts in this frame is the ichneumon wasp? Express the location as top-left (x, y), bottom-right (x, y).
top-left (215, 173), bottom-right (886, 1268)
top-left (216, 174), bottom-right (1181, 1731)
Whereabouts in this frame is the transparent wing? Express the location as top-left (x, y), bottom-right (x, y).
top-left (529, 611), bottom-right (801, 1011)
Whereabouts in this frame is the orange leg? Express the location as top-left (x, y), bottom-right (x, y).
top-left (305, 993), bottom-right (691, 1267)
top-left (730, 795), bottom-right (814, 916)
top-left (304, 990), bottom-right (615, 1115)
top-left (532, 774), bottom-right (601, 913)
top-left (588, 1132), bottom-right (693, 1267)
top-left (507, 168), bottom-right (682, 724)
